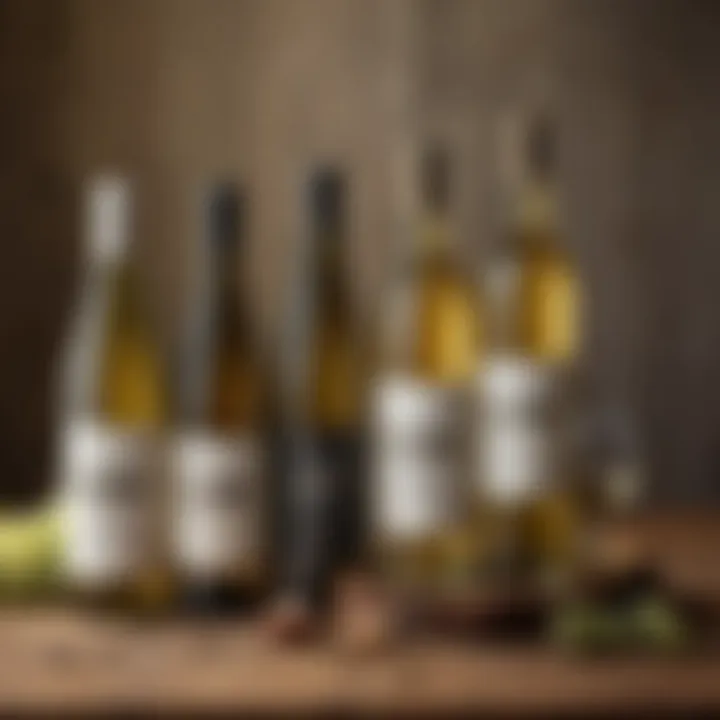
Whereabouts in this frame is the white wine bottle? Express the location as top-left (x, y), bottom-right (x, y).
top-left (58, 175), bottom-right (167, 611)
top-left (274, 168), bottom-right (364, 620)
top-left (372, 146), bottom-right (480, 595)
top-left (172, 183), bottom-right (267, 614)
top-left (477, 111), bottom-right (583, 592)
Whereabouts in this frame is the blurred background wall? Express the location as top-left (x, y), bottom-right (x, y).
top-left (1, 0), bottom-right (719, 505)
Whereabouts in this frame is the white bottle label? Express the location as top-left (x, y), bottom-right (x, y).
top-left (373, 379), bottom-right (465, 540)
top-left (172, 433), bottom-right (262, 578)
top-left (479, 357), bottom-right (566, 506)
top-left (61, 420), bottom-right (158, 586)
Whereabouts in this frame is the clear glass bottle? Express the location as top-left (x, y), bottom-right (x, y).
top-left (476, 112), bottom-right (584, 595)
top-left (372, 146), bottom-right (481, 597)
top-left (58, 175), bottom-right (168, 612)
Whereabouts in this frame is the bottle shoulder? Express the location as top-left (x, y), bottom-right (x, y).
top-left (486, 230), bottom-right (582, 363)
top-left (373, 251), bottom-right (481, 383)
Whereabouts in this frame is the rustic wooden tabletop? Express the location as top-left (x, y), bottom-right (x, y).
top-left (0, 515), bottom-right (718, 715)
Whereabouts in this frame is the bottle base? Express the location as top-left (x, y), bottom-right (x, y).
top-left (179, 580), bottom-right (264, 618)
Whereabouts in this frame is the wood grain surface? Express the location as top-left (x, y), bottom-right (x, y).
top-left (0, 515), bottom-right (718, 715)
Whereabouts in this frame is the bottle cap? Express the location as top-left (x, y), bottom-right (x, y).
top-left (85, 174), bottom-right (132, 264)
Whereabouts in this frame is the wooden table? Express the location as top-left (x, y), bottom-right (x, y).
top-left (1, 515), bottom-right (719, 716)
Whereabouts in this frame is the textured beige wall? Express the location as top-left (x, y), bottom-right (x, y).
top-left (56, 0), bottom-right (416, 350)
top-left (414, 0), bottom-right (720, 503)
top-left (1, 0), bottom-right (720, 503)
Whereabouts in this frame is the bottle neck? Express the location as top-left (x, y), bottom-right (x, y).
top-left (88, 249), bottom-right (143, 334)
top-left (205, 244), bottom-right (245, 332)
top-left (419, 208), bottom-right (453, 261)
top-left (486, 176), bottom-right (557, 353)
top-left (85, 176), bottom-right (132, 266)
top-left (85, 197), bottom-right (131, 315)
top-left (511, 173), bottom-right (558, 245)
top-left (89, 248), bottom-right (124, 275)
top-left (213, 246), bottom-right (239, 296)
top-left (87, 241), bottom-right (130, 303)
top-left (205, 184), bottom-right (244, 309)
top-left (313, 222), bottom-right (347, 306)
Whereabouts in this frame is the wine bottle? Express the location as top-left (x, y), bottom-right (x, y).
top-left (275, 168), bottom-right (364, 617)
top-left (172, 183), bottom-right (267, 614)
top-left (372, 146), bottom-right (479, 596)
top-left (58, 175), bottom-right (167, 611)
top-left (477, 111), bottom-right (583, 592)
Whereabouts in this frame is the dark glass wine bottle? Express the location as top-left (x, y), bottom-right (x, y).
top-left (275, 168), bottom-right (365, 617)
top-left (173, 183), bottom-right (268, 615)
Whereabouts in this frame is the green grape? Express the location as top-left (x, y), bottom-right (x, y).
top-left (631, 596), bottom-right (689, 652)
top-left (549, 603), bottom-right (596, 649)
top-left (551, 602), bottom-right (632, 654)
top-left (0, 504), bottom-right (61, 601)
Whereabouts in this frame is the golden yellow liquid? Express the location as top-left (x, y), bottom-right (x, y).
top-left (200, 282), bottom-right (268, 596)
top-left (310, 302), bottom-right (362, 430)
top-left (377, 216), bottom-right (481, 593)
top-left (99, 272), bottom-right (164, 429)
top-left (297, 235), bottom-right (363, 431)
top-left (478, 182), bottom-right (582, 592)
top-left (210, 333), bottom-right (264, 428)
top-left (415, 227), bottom-right (478, 381)
top-left (82, 264), bottom-right (169, 612)
top-left (516, 187), bottom-right (580, 362)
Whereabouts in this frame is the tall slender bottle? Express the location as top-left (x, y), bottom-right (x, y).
top-left (58, 175), bottom-right (167, 611)
top-left (172, 184), bottom-right (267, 614)
top-left (372, 146), bottom-right (480, 596)
top-left (477, 111), bottom-right (583, 591)
top-left (274, 168), bottom-right (364, 621)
